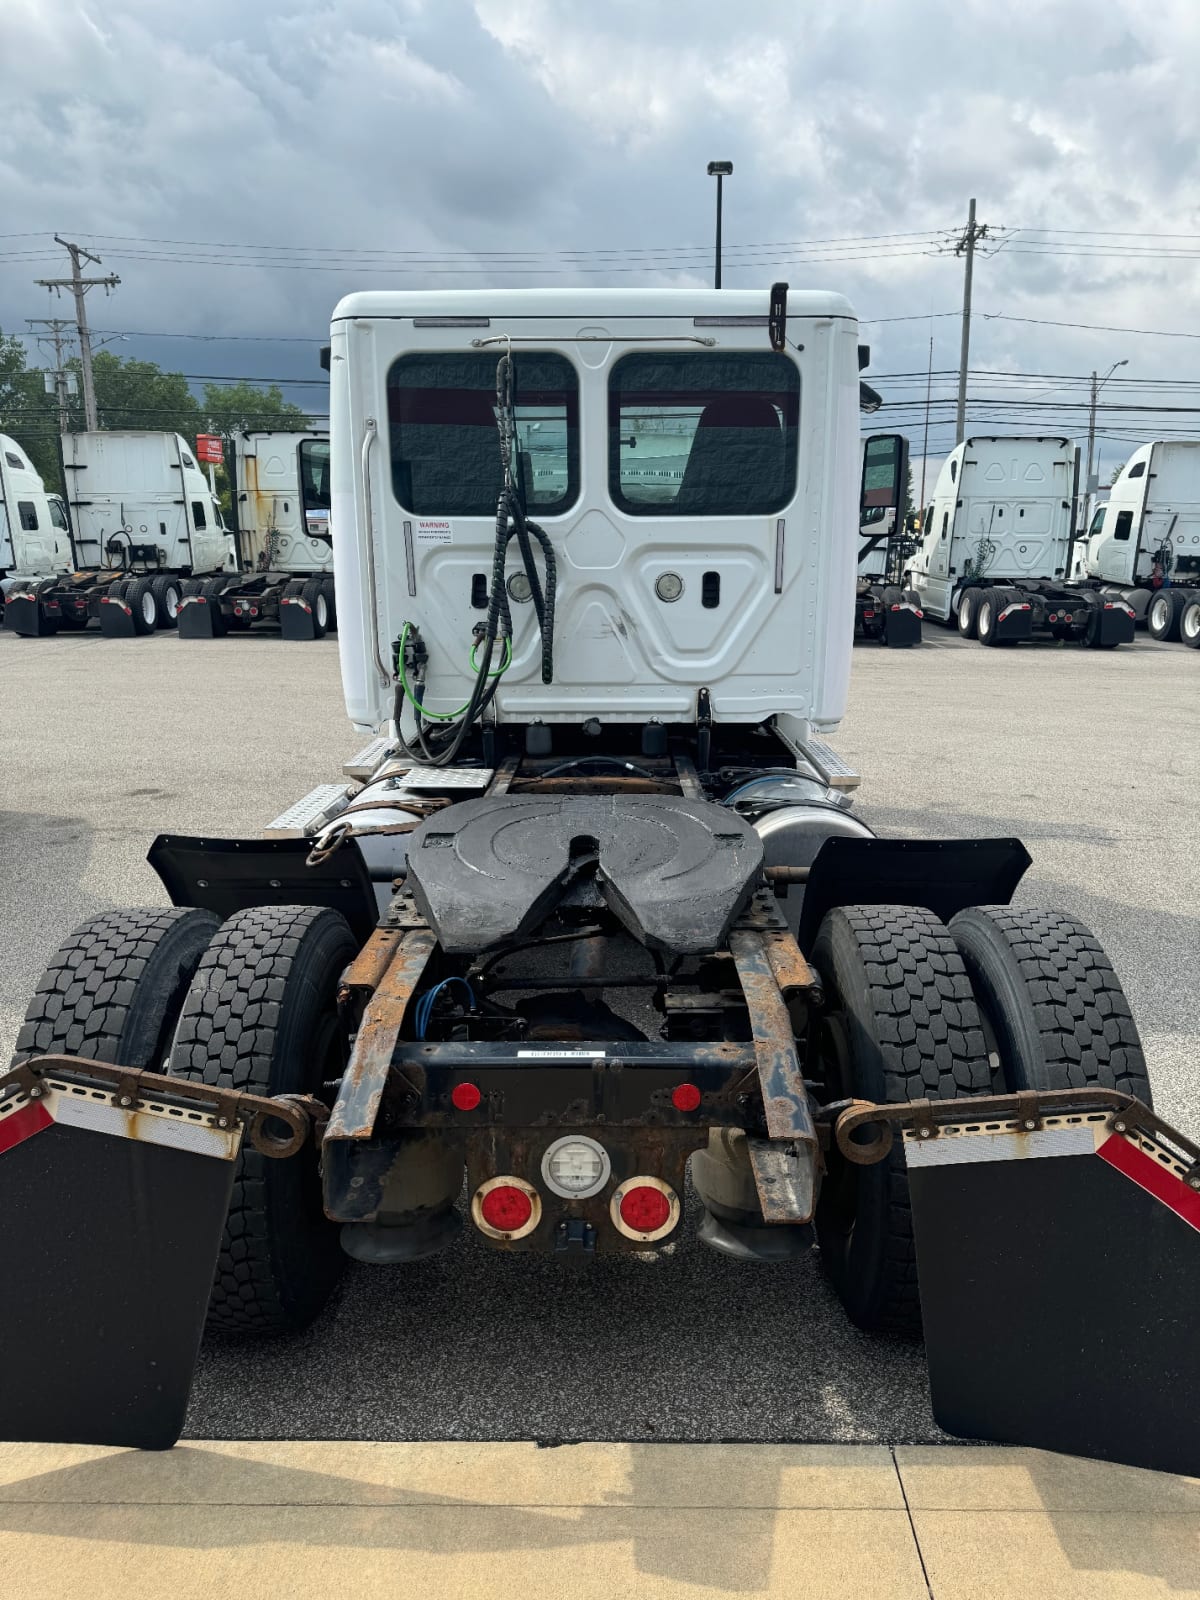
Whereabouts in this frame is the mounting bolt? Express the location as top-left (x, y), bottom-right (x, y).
top-left (118, 1095), bottom-right (132, 1108)
top-left (28, 1085), bottom-right (42, 1098)
top-left (1113, 1121), bottom-right (1126, 1133)
top-left (919, 1126), bottom-right (932, 1138)
top-left (216, 1116), bottom-right (230, 1128)
top-left (1023, 1119), bottom-right (1036, 1130)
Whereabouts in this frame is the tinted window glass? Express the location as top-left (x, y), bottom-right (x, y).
top-left (18, 500), bottom-right (38, 531)
top-left (1114, 510), bottom-right (1133, 541)
top-left (49, 498), bottom-right (69, 531)
top-left (182, 452), bottom-right (196, 469)
top-left (5, 451), bottom-right (23, 469)
top-left (608, 351), bottom-right (799, 516)
top-left (388, 352), bottom-right (578, 516)
top-left (862, 435), bottom-right (903, 512)
top-left (1128, 461), bottom-right (1146, 478)
top-left (192, 500), bottom-right (207, 529)
top-left (299, 439), bottom-right (332, 540)
top-left (1088, 507), bottom-right (1106, 538)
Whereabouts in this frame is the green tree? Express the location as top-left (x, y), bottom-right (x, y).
top-left (88, 351), bottom-right (202, 436)
top-left (199, 381), bottom-right (311, 513)
top-left (0, 328), bottom-right (62, 489)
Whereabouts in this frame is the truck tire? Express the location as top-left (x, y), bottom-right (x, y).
top-left (320, 576), bottom-right (337, 633)
top-left (811, 906), bottom-right (990, 1333)
top-left (1180, 596), bottom-right (1200, 648)
top-left (975, 587), bottom-right (1006, 646)
top-left (169, 905), bottom-right (357, 1335)
top-left (1147, 589), bottom-right (1184, 642)
top-left (124, 576), bottom-right (159, 635)
top-left (957, 590), bottom-right (979, 639)
top-left (151, 575), bottom-right (182, 629)
top-left (949, 907), bottom-right (1152, 1107)
top-left (301, 578), bottom-right (329, 638)
top-left (11, 908), bottom-right (220, 1071)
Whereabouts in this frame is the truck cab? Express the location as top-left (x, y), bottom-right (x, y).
top-left (0, 434), bottom-right (72, 588)
top-left (911, 436), bottom-right (1078, 625)
top-left (63, 430), bottom-right (232, 577)
top-left (234, 430), bottom-right (334, 576)
top-left (331, 287), bottom-right (862, 739)
top-left (1077, 441), bottom-right (1200, 591)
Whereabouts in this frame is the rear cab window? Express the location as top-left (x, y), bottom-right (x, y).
top-left (300, 438), bottom-right (332, 540)
top-left (387, 352), bottom-right (579, 516)
top-left (608, 351), bottom-right (799, 516)
top-left (18, 500), bottom-right (39, 531)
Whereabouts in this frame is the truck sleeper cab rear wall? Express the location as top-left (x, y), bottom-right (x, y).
top-left (329, 288), bottom-right (863, 739)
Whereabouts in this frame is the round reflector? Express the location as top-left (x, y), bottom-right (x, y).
top-left (541, 1135), bottom-right (611, 1199)
top-left (611, 1177), bottom-right (679, 1241)
top-left (479, 1184), bottom-right (533, 1233)
top-left (671, 1083), bottom-right (701, 1112)
top-left (451, 1081), bottom-right (481, 1111)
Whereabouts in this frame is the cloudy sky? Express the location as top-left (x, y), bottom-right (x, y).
top-left (4, 0), bottom-right (1200, 481)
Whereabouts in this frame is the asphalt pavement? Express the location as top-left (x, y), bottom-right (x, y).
top-left (1, 621), bottom-right (1196, 1444)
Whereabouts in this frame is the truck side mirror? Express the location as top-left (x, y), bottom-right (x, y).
top-left (860, 433), bottom-right (910, 523)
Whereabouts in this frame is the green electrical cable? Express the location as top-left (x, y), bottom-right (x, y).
top-left (398, 621), bottom-right (511, 722)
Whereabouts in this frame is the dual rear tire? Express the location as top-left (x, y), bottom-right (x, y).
top-left (810, 902), bottom-right (1149, 1334)
top-left (11, 903), bottom-right (356, 1336)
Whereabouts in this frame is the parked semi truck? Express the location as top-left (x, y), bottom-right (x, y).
top-left (4, 286), bottom-right (1195, 1478)
top-left (0, 433), bottom-right (72, 626)
top-left (911, 435), bottom-right (1135, 648)
top-left (855, 432), bottom-right (921, 645)
top-left (178, 429), bottom-right (336, 640)
top-left (4, 430), bottom-right (234, 637)
top-left (1074, 441), bottom-right (1200, 649)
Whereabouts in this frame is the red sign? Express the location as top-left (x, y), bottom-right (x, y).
top-left (195, 434), bottom-right (224, 464)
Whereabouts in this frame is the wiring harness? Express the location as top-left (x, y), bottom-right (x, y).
top-left (392, 350), bottom-right (557, 767)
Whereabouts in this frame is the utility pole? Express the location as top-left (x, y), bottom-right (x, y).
top-left (919, 333), bottom-right (933, 513)
top-left (35, 238), bottom-right (120, 432)
top-left (954, 198), bottom-right (988, 445)
top-left (26, 317), bottom-right (78, 434)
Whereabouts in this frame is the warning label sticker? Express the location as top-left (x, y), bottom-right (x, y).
top-left (416, 519), bottom-right (453, 545)
top-left (516, 1049), bottom-right (604, 1060)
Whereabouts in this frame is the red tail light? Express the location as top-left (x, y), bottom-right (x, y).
top-left (472, 1177), bottom-right (541, 1240)
top-left (610, 1178), bottom-right (679, 1241)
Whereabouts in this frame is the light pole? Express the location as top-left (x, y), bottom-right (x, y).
top-left (707, 161), bottom-right (732, 288)
top-left (1084, 358), bottom-right (1128, 526)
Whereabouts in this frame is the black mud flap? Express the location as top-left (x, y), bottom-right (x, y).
top-left (98, 593), bottom-right (138, 637)
top-left (883, 605), bottom-right (922, 647)
top-left (280, 595), bottom-right (317, 640)
top-left (3, 591), bottom-right (58, 636)
top-left (908, 1110), bottom-right (1200, 1476)
top-left (1098, 599), bottom-right (1136, 646)
top-left (0, 1067), bottom-right (240, 1449)
top-left (995, 603), bottom-right (1034, 641)
top-left (177, 595), bottom-right (220, 638)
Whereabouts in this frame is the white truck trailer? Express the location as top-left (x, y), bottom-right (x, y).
top-left (1074, 441), bottom-right (1200, 648)
top-left (3, 287), bottom-right (1195, 1480)
top-left (3, 430), bottom-right (234, 637)
top-left (178, 429), bottom-right (337, 640)
top-left (855, 432), bottom-right (922, 645)
top-left (0, 433), bottom-right (72, 626)
top-left (911, 435), bottom-right (1135, 647)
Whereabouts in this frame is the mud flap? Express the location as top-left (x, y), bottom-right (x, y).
top-left (280, 596), bottom-right (317, 640)
top-left (177, 595), bottom-right (220, 638)
top-left (907, 1112), bottom-right (1200, 1476)
top-left (98, 594), bottom-right (138, 637)
top-left (3, 591), bottom-right (59, 636)
top-left (882, 604), bottom-right (922, 647)
top-left (0, 1068), bottom-right (241, 1450)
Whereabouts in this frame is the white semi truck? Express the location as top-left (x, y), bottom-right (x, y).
top-left (178, 429), bottom-right (337, 640)
top-left (911, 435), bottom-right (1135, 648)
top-left (4, 287), bottom-right (1195, 1481)
top-left (855, 432), bottom-right (922, 646)
top-left (1074, 441), bottom-right (1200, 649)
top-left (0, 433), bottom-right (72, 626)
top-left (4, 430), bottom-right (234, 637)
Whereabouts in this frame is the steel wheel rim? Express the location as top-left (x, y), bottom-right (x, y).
top-left (141, 591), bottom-right (157, 626)
top-left (1150, 595), bottom-right (1170, 631)
top-left (979, 602), bottom-right (992, 635)
top-left (165, 586), bottom-right (180, 619)
top-left (315, 594), bottom-right (328, 628)
top-left (1183, 605), bottom-right (1200, 643)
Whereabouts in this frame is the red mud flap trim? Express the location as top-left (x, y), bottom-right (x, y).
top-left (0, 1073), bottom-right (241, 1450)
top-left (280, 595), bottom-right (317, 640)
top-left (98, 594), bottom-right (137, 637)
top-left (906, 1112), bottom-right (1200, 1476)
